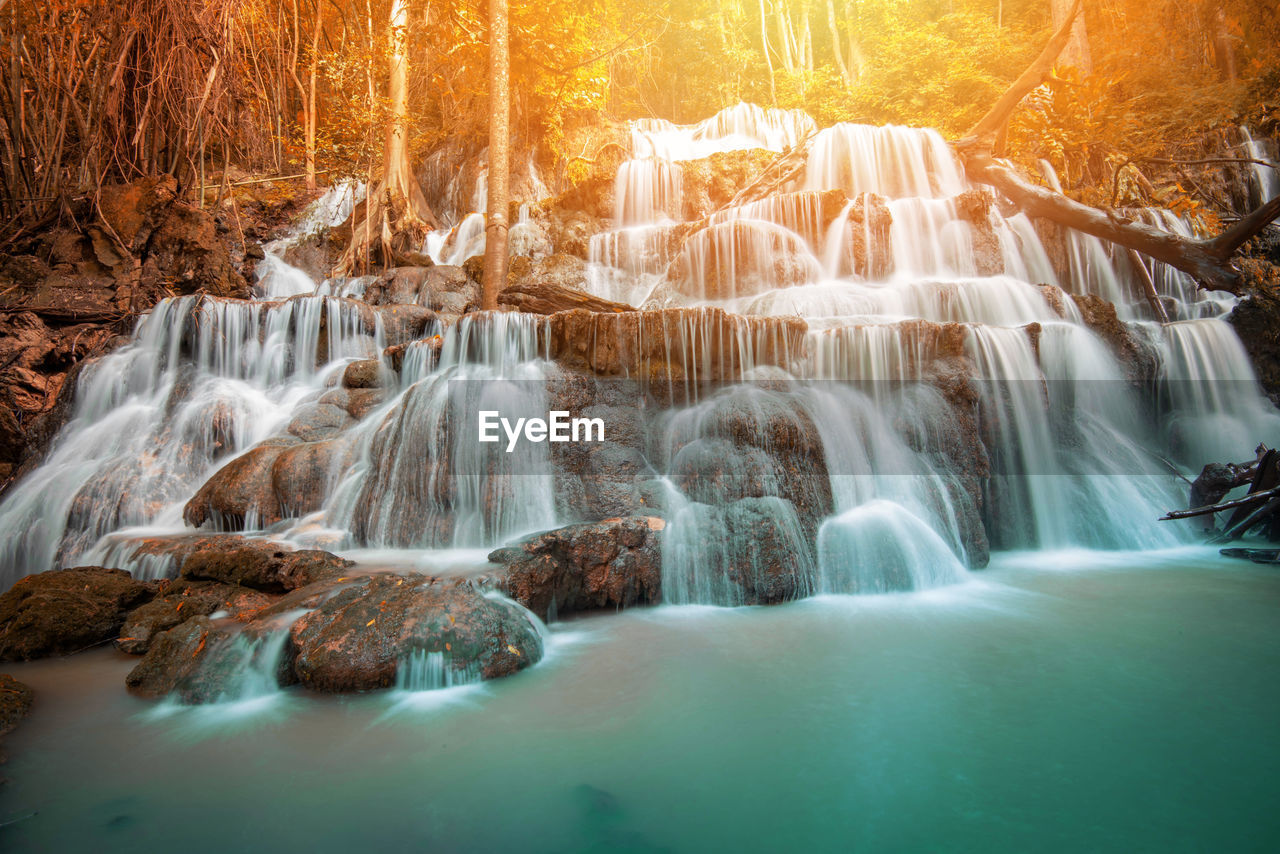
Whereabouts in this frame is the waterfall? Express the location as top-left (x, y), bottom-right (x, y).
top-left (2, 106), bottom-right (1277, 611)
top-left (1241, 127), bottom-right (1280, 206)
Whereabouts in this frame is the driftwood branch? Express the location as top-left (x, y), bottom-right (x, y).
top-left (953, 0), bottom-right (1280, 295)
top-left (1160, 484), bottom-right (1280, 521)
top-left (718, 134), bottom-right (816, 212)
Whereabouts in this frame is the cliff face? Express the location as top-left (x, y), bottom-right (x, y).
top-left (0, 177), bottom-right (292, 492)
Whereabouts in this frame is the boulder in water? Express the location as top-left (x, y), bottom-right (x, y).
top-left (489, 516), bottom-right (665, 618)
top-left (375, 304), bottom-right (438, 346)
top-left (0, 567), bottom-right (156, 661)
top-left (1070, 293), bottom-right (1159, 384)
top-left (289, 574), bottom-right (542, 692)
top-left (722, 497), bottom-right (816, 604)
top-left (125, 616), bottom-right (248, 702)
top-left (368, 265), bottom-right (478, 315)
top-left (116, 580), bottom-right (274, 654)
top-left (342, 359), bottom-right (384, 389)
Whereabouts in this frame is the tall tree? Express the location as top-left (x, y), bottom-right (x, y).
top-left (333, 0), bottom-right (438, 274)
top-left (1050, 0), bottom-right (1091, 73)
top-left (481, 0), bottom-right (510, 310)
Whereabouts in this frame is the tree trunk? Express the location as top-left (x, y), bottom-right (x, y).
top-left (333, 0), bottom-right (438, 276)
top-left (481, 0), bottom-right (509, 311)
top-left (1211, 6), bottom-right (1237, 83)
top-left (758, 0), bottom-right (778, 105)
top-left (305, 1), bottom-right (320, 192)
top-left (826, 0), bottom-right (851, 86)
top-left (1049, 0), bottom-right (1091, 74)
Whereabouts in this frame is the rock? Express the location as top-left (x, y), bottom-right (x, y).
top-left (140, 200), bottom-right (250, 299)
top-left (678, 149), bottom-right (781, 219)
top-left (0, 674), bottom-right (33, 738)
top-left (271, 438), bottom-right (354, 518)
top-left (116, 580), bottom-right (273, 654)
top-left (287, 401), bottom-right (355, 441)
top-left (0, 567), bottom-right (156, 661)
top-left (180, 541), bottom-right (352, 593)
top-left (723, 497), bottom-right (816, 604)
top-left (375, 304), bottom-right (438, 346)
top-left (124, 616), bottom-right (258, 702)
top-left (1070, 293), bottom-right (1159, 384)
top-left (543, 209), bottom-right (605, 258)
top-left (663, 497), bottom-right (816, 605)
top-left (489, 516), bottom-right (665, 618)
top-left (345, 388), bottom-right (388, 420)
top-left (669, 219), bottom-right (821, 299)
top-left (342, 359), bottom-right (384, 389)
top-left (289, 574), bottom-right (543, 692)
top-left (667, 389), bottom-right (834, 540)
top-left (366, 265), bottom-right (478, 315)
top-left (183, 443), bottom-right (291, 529)
top-left (1228, 260), bottom-right (1280, 405)
top-left (508, 253), bottom-right (590, 292)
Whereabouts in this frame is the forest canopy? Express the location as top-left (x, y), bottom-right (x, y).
top-left (1, 0), bottom-right (1277, 231)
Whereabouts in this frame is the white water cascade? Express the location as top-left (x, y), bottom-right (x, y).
top-left (1, 107), bottom-right (1278, 610)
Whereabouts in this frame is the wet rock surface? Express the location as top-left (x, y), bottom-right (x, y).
top-left (489, 516), bottom-right (665, 618)
top-left (288, 574), bottom-right (543, 693)
top-left (178, 541), bottom-right (352, 593)
top-left (1228, 261), bottom-right (1280, 404)
top-left (116, 580), bottom-right (273, 654)
top-left (125, 616), bottom-right (247, 702)
top-left (1071, 293), bottom-right (1160, 384)
top-left (183, 443), bottom-right (292, 529)
top-left (544, 307), bottom-right (807, 382)
top-left (0, 567), bottom-right (156, 661)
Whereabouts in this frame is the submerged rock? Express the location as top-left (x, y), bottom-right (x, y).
top-left (489, 516), bottom-right (665, 618)
top-left (0, 567), bottom-right (156, 661)
top-left (289, 574), bottom-right (542, 693)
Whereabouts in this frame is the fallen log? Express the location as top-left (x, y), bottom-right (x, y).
top-left (718, 134), bottom-right (816, 212)
top-left (953, 0), bottom-right (1280, 295)
top-left (497, 281), bottom-right (632, 315)
top-left (1160, 484), bottom-right (1280, 521)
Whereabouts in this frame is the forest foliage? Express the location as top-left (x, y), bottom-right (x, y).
top-left (1, 0), bottom-right (1278, 232)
